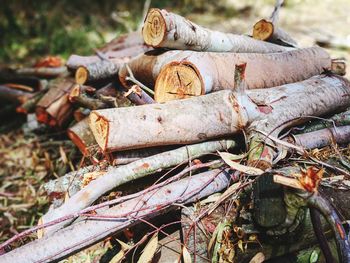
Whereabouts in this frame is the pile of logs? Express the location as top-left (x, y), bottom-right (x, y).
top-left (1, 2), bottom-right (350, 262)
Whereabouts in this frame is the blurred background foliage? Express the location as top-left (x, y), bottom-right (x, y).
top-left (0, 0), bottom-right (239, 64)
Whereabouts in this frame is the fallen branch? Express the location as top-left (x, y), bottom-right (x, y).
top-left (0, 168), bottom-right (231, 262)
top-left (154, 47), bottom-right (330, 102)
top-left (15, 66), bottom-right (68, 78)
top-left (252, 0), bottom-right (297, 47)
top-left (41, 139), bottom-right (235, 234)
top-left (142, 8), bottom-right (292, 53)
top-left (292, 125), bottom-right (350, 149)
top-left (0, 85), bottom-right (35, 104)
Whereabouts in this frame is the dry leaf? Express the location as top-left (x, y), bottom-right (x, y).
top-left (109, 250), bottom-right (125, 263)
top-left (249, 252), bottom-right (265, 263)
top-left (237, 240), bottom-right (244, 252)
top-left (37, 217), bottom-right (44, 239)
top-left (137, 233), bottom-right (158, 263)
top-left (219, 152), bottom-right (264, 175)
top-left (116, 239), bottom-right (132, 251)
top-left (182, 246), bottom-right (192, 263)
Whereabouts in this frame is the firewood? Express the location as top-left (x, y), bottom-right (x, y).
top-left (246, 75), bottom-right (350, 169)
top-left (41, 140), bottom-right (235, 234)
top-left (91, 75), bottom-right (349, 153)
top-left (16, 86), bottom-right (49, 114)
top-left (75, 60), bottom-right (119, 85)
top-left (142, 8), bottom-right (292, 53)
top-left (0, 85), bottom-right (35, 104)
top-left (35, 78), bottom-right (75, 127)
top-left (252, 0), bottom-right (297, 47)
top-left (68, 84), bottom-right (113, 110)
top-left (0, 169), bottom-right (231, 262)
top-left (67, 118), bottom-right (97, 156)
top-left (154, 47), bottom-right (330, 102)
top-left (292, 125), bottom-right (350, 149)
top-left (15, 66), bottom-right (68, 78)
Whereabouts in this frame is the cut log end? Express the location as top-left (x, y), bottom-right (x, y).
top-left (154, 62), bottom-right (203, 103)
top-left (253, 19), bottom-right (274, 41)
top-left (142, 8), bottom-right (166, 47)
top-left (89, 112), bottom-right (109, 151)
top-left (75, 67), bottom-right (89, 85)
top-left (68, 84), bottom-right (81, 102)
top-left (67, 129), bottom-right (89, 156)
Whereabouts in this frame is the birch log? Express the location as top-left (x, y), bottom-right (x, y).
top-left (41, 139), bottom-right (235, 234)
top-left (0, 169), bottom-right (231, 263)
top-left (142, 8), bottom-right (292, 53)
top-left (91, 75), bottom-right (349, 153)
top-left (292, 125), bottom-right (350, 149)
top-left (154, 47), bottom-right (330, 102)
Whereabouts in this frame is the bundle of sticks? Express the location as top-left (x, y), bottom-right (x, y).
top-left (1, 2), bottom-right (350, 263)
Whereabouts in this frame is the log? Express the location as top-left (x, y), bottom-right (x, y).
top-left (252, 0), bottom-right (297, 47)
top-left (67, 118), bottom-right (97, 156)
top-left (90, 75), bottom-right (349, 153)
top-left (0, 85), bottom-right (35, 104)
top-left (16, 86), bottom-right (49, 114)
top-left (68, 84), bottom-right (113, 110)
top-left (0, 169), bottom-right (231, 263)
top-left (15, 66), bottom-right (68, 78)
top-left (142, 8), bottom-right (292, 53)
top-left (41, 139), bottom-right (236, 234)
top-left (36, 78), bottom-right (75, 127)
top-left (154, 47), bottom-right (330, 102)
top-left (75, 60), bottom-right (119, 85)
top-left (292, 125), bottom-right (350, 149)
top-left (246, 75), bottom-right (350, 169)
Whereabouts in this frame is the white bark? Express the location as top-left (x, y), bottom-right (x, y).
top-left (142, 8), bottom-right (292, 53)
top-left (41, 140), bottom-right (235, 234)
top-left (0, 169), bottom-right (231, 263)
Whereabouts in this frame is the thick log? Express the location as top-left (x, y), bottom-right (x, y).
top-left (154, 47), bottom-right (329, 102)
top-left (90, 75), bottom-right (349, 153)
top-left (292, 125), bottom-right (350, 149)
top-left (36, 78), bottom-right (75, 127)
top-left (0, 169), bottom-right (231, 263)
top-left (41, 140), bottom-right (235, 234)
top-left (252, 0), bottom-right (297, 47)
top-left (142, 8), bottom-right (292, 53)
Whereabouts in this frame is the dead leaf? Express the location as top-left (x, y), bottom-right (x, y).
top-left (137, 233), bottom-right (158, 263)
top-left (249, 252), bottom-right (265, 263)
top-left (182, 246), bottom-right (192, 263)
top-left (237, 240), bottom-right (244, 252)
top-left (219, 152), bottom-right (264, 175)
top-left (109, 250), bottom-right (125, 263)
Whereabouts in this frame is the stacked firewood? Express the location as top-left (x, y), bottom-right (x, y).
top-left (1, 3), bottom-right (350, 263)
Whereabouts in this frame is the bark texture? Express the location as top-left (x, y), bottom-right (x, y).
top-left (41, 140), bottom-right (235, 234)
top-left (67, 118), bottom-right (97, 156)
top-left (1, 169), bottom-right (231, 263)
top-left (292, 125), bottom-right (350, 149)
top-left (15, 67), bottom-right (68, 78)
top-left (89, 91), bottom-right (251, 152)
top-left (142, 8), bottom-right (292, 53)
top-left (154, 47), bottom-right (330, 102)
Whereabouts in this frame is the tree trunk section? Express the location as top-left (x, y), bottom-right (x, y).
top-left (154, 47), bottom-right (330, 102)
top-left (142, 8), bottom-right (292, 53)
top-left (89, 91), bottom-right (250, 152)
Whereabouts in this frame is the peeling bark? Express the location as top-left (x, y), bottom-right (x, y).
top-left (142, 8), bottom-right (292, 53)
